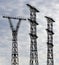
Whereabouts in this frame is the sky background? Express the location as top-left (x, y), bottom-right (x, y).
top-left (0, 0), bottom-right (59, 65)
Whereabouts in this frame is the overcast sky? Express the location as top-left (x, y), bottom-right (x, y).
top-left (0, 0), bottom-right (59, 65)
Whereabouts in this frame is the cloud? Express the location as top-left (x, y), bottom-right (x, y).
top-left (0, 0), bottom-right (59, 65)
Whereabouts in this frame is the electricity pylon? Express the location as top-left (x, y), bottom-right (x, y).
top-left (45, 16), bottom-right (55, 65)
top-left (3, 16), bottom-right (26, 65)
top-left (27, 4), bottom-right (39, 65)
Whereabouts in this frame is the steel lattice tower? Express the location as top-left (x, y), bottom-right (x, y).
top-left (45, 16), bottom-right (55, 65)
top-left (3, 16), bottom-right (26, 65)
top-left (27, 4), bottom-right (39, 65)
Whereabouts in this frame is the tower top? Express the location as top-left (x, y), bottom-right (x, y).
top-left (45, 16), bottom-right (55, 22)
top-left (26, 4), bottom-right (39, 12)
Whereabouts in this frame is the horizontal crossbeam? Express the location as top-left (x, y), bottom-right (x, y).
top-left (3, 16), bottom-right (26, 20)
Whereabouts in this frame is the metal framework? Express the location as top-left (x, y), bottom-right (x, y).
top-left (45, 16), bottom-right (55, 65)
top-left (27, 4), bottom-right (39, 65)
top-left (3, 16), bottom-right (26, 65)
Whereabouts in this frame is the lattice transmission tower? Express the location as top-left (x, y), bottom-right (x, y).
top-left (27, 4), bottom-right (39, 65)
top-left (45, 16), bottom-right (55, 65)
top-left (3, 16), bottom-right (26, 65)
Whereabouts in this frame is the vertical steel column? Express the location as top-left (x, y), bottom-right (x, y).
top-left (45, 16), bottom-right (55, 65)
top-left (3, 16), bottom-right (26, 65)
top-left (27, 4), bottom-right (39, 65)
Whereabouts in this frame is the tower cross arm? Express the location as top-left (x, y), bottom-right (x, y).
top-left (3, 16), bottom-right (26, 20)
top-left (26, 4), bottom-right (39, 12)
top-left (45, 16), bottom-right (55, 22)
top-left (3, 16), bottom-right (26, 32)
